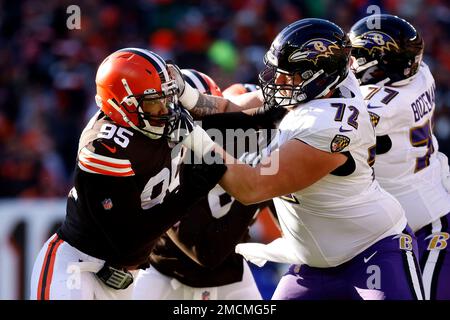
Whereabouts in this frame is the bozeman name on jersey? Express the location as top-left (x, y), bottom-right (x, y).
top-left (360, 63), bottom-right (450, 232)
top-left (58, 111), bottom-right (186, 268)
top-left (271, 73), bottom-right (406, 267)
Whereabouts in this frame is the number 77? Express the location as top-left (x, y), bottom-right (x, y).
top-left (410, 120), bottom-right (434, 173)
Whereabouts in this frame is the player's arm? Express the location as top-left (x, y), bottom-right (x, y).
top-left (166, 202), bottom-right (260, 268)
top-left (168, 64), bottom-right (263, 116)
top-left (179, 108), bottom-right (346, 204)
top-left (76, 169), bottom-right (208, 265)
top-left (216, 139), bottom-right (347, 204)
top-left (190, 90), bottom-right (264, 117)
top-left (75, 156), bottom-right (224, 266)
top-left (183, 130), bottom-right (347, 205)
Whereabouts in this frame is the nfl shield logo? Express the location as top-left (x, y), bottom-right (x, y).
top-left (102, 198), bottom-right (113, 210)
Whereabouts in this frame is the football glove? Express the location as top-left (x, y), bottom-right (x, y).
top-left (252, 100), bottom-right (288, 128)
top-left (167, 63), bottom-right (199, 110)
top-left (181, 162), bottom-right (228, 201)
top-left (171, 107), bottom-right (195, 143)
top-left (171, 107), bottom-right (216, 158)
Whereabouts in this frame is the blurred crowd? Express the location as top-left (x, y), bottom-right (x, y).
top-left (1, 0), bottom-right (449, 199)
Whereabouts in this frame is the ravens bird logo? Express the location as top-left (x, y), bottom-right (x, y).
top-left (288, 38), bottom-right (340, 65)
top-left (351, 31), bottom-right (399, 55)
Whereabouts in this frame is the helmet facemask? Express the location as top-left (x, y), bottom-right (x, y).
top-left (119, 78), bottom-right (181, 139)
top-left (259, 63), bottom-right (306, 109)
top-left (350, 56), bottom-right (389, 85)
top-left (259, 55), bottom-right (344, 109)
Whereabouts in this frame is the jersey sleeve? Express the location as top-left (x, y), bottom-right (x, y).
top-left (78, 145), bottom-right (135, 177)
top-left (77, 116), bottom-right (136, 177)
top-left (280, 107), bottom-right (360, 153)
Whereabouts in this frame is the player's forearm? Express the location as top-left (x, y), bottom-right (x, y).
top-left (189, 91), bottom-right (263, 117)
top-left (167, 205), bottom-right (257, 268)
top-left (208, 146), bottom-right (268, 205)
top-left (219, 165), bottom-right (277, 205)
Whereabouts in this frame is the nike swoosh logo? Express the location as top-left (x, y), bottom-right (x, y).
top-left (367, 104), bottom-right (383, 109)
top-left (364, 251), bottom-right (377, 263)
top-left (100, 142), bottom-right (117, 154)
top-left (339, 127), bottom-right (352, 132)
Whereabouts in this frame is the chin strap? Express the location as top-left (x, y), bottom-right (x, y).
top-left (114, 78), bottom-right (166, 139)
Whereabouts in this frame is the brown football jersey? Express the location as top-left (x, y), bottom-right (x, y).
top-left (58, 111), bottom-right (193, 268)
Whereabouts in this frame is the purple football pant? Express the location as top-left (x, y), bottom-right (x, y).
top-left (272, 228), bottom-right (424, 300)
top-left (417, 213), bottom-right (450, 300)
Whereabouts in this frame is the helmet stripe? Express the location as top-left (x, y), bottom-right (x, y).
top-left (182, 69), bottom-right (209, 94)
top-left (118, 48), bottom-right (170, 82)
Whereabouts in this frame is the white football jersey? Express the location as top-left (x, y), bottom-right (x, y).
top-left (267, 73), bottom-right (407, 268)
top-left (360, 63), bottom-right (450, 232)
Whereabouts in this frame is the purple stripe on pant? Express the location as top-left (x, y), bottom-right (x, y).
top-left (416, 212), bottom-right (450, 300)
top-left (272, 227), bottom-right (424, 300)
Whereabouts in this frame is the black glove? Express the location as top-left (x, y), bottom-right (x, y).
top-left (170, 107), bottom-right (195, 143)
top-left (179, 162), bottom-right (228, 202)
top-left (252, 100), bottom-right (288, 128)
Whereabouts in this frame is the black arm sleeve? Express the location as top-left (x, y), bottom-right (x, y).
top-left (200, 107), bottom-right (287, 131)
top-left (200, 112), bottom-right (262, 131)
top-left (167, 201), bottom-right (259, 269)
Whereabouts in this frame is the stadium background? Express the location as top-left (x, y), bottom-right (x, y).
top-left (0, 0), bottom-right (449, 300)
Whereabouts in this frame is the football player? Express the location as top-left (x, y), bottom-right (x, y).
top-left (170, 18), bottom-right (424, 300)
top-left (133, 70), bottom-right (265, 300)
top-left (350, 14), bottom-right (450, 300)
top-left (29, 49), bottom-right (226, 300)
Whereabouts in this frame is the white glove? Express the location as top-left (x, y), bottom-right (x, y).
top-left (167, 63), bottom-right (199, 110)
top-left (170, 108), bottom-right (215, 158)
top-left (437, 152), bottom-right (450, 193)
top-left (235, 238), bottom-right (304, 267)
top-left (170, 108), bottom-right (214, 158)
top-left (181, 125), bottom-right (216, 158)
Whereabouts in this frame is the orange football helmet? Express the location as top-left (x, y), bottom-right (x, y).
top-left (95, 48), bottom-right (180, 139)
top-left (180, 69), bottom-right (223, 97)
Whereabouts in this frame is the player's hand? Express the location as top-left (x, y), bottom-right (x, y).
top-left (252, 100), bottom-right (288, 128)
top-left (171, 107), bottom-right (217, 158)
top-left (171, 107), bottom-right (195, 143)
top-left (181, 162), bottom-right (228, 200)
top-left (167, 63), bottom-right (199, 110)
